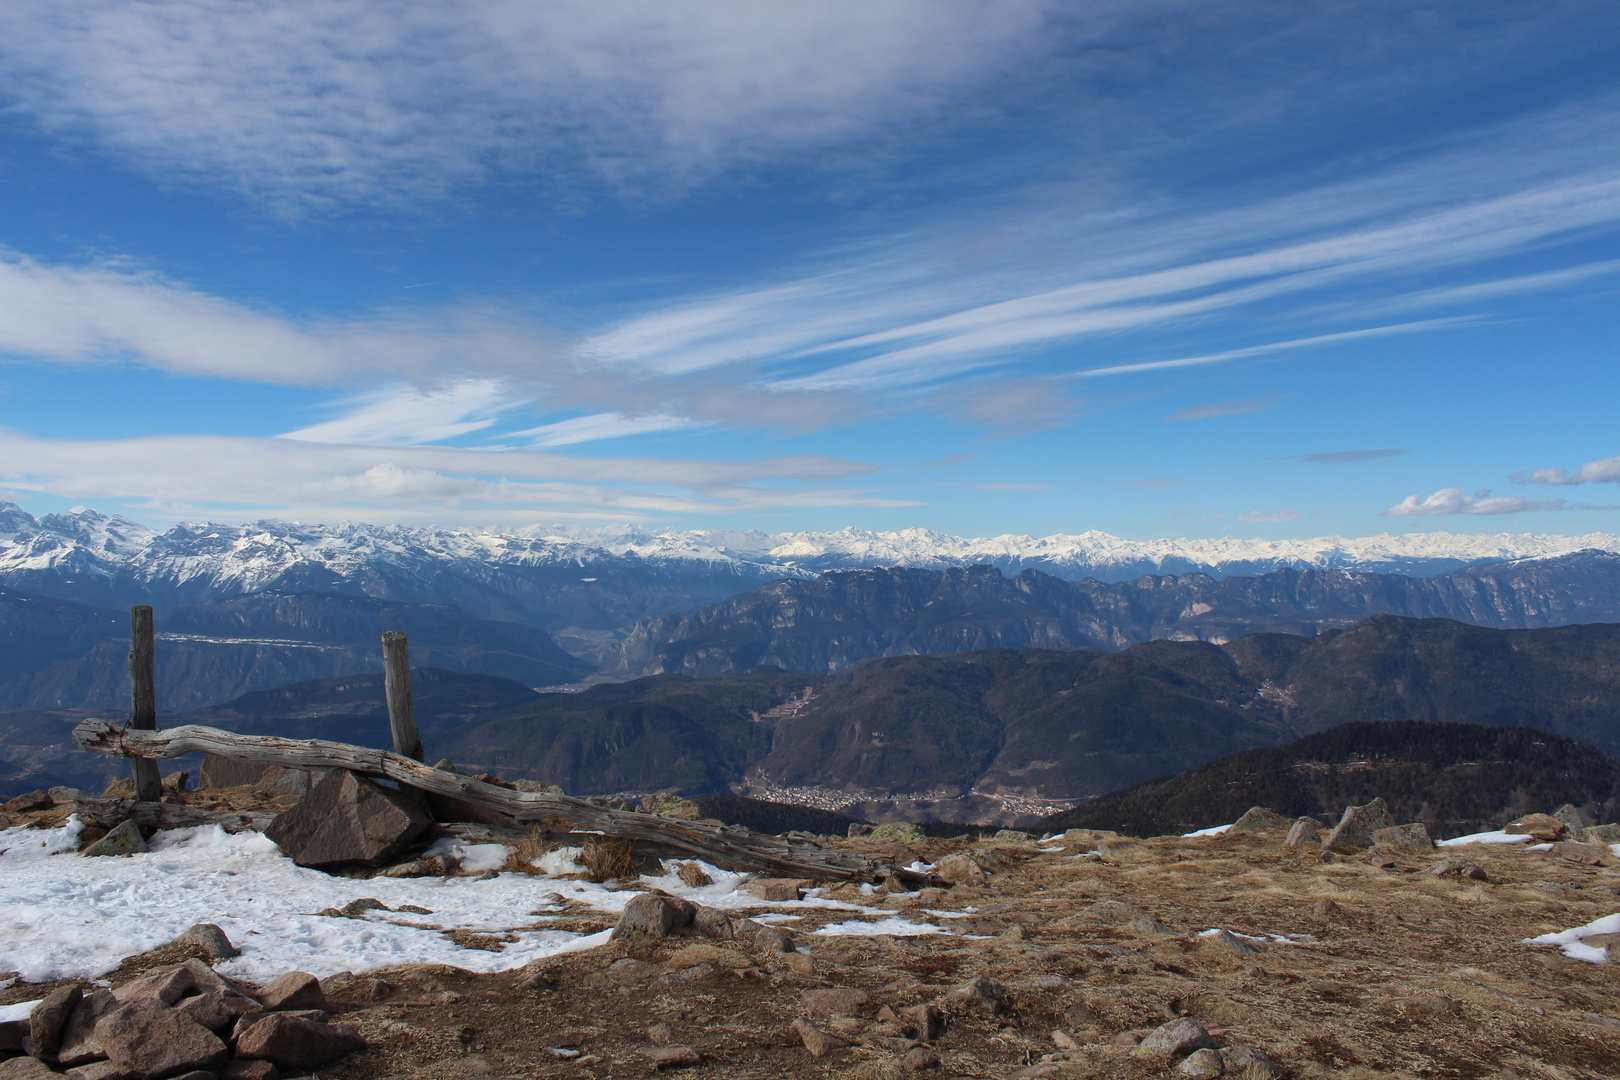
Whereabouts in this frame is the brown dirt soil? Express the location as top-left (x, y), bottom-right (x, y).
top-left (4, 825), bottom-right (1618, 1079)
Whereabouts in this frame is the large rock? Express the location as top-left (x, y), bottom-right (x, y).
top-left (1581, 823), bottom-right (1620, 845)
top-left (83, 819), bottom-right (147, 858)
top-left (171, 924), bottom-right (240, 960)
top-left (0, 1057), bottom-right (57, 1080)
top-left (23, 983), bottom-right (80, 1059)
top-left (1506, 814), bottom-right (1566, 842)
top-left (258, 972), bottom-right (327, 1013)
top-left (233, 1014), bottom-right (365, 1070)
top-left (264, 769), bottom-right (432, 868)
top-left (1322, 798), bottom-right (1395, 852)
top-left (1552, 804), bottom-right (1593, 831)
top-left (95, 1001), bottom-right (228, 1080)
top-left (1231, 806), bottom-right (1293, 833)
top-left (611, 893), bottom-right (696, 940)
top-left (58, 989), bottom-right (120, 1066)
top-left (1284, 818), bottom-right (1321, 847)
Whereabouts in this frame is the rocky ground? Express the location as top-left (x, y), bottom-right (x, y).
top-left (4, 790), bottom-right (1620, 1080)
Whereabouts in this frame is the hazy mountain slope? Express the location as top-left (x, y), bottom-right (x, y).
top-left (1041, 721), bottom-right (1620, 838)
top-left (0, 589), bottom-right (589, 712)
top-left (3, 502), bottom-right (1616, 632)
top-left (438, 671), bottom-right (812, 796)
top-left (0, 587), bottom-right (125, 692)
top-left (613, 553), bottom-right (1620, 677)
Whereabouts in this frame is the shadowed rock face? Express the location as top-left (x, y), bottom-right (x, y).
top-left (264, 769), bottom-right (432, 868)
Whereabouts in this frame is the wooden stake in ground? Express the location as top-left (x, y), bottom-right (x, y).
top-left (381, 631), bottom-right (423, 761)
top-left (128, 606), bottom-right (162, 802)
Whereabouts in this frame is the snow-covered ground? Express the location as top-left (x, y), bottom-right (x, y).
top-left (0, 819), bottom-right (930, 984)
top-left (1526, 913), bottom-right (1620, 964)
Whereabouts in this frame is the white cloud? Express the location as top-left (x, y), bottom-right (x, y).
top-left (515, 412), bottom-right (703, 448)
top-left (1383, 488), bottom-right (1568, 516)
top-left (1513, 455), bottom-right (1620, 486)
top-left (0, 428), bottom-right (914, 524)
top-left (1237, 509), bottom-right (1301, 522)
top-left (282, 381), bottom-right (515, 444)
top-left (0, 0), bottom-right (1054, 210)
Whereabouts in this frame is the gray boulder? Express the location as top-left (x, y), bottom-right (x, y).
top-left (94, 1001), bottom-right (228, 1080)
top-left (83, 819), bottom-right (146, 858)
top-left (1553, 804), bottom-right (1594, 831)
top-left (1373, 823), bottom-right (1435, 850)
top-left (1284, 818), bottom-right (1321, 847)
top-left (23, 983), bottom-right (80, 1060)
top-left (171, 924), bottom-right (240, 959)
top-left (264, 769), bottom-right (432, 868)
top-left (1322, 798), bottom-right (1394, 852)
top-left (1134, 1017), bottom-right (1218, 1057)
top-left (1231, 806), bottom-right (1293, 833)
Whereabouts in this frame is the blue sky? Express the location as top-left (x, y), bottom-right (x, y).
top-left (0, 1), bottom-right (1617, 538)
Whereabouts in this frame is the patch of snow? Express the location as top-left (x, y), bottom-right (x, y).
top-left (0, 999), bottom-right (42, 1023)
top-left (1526, 913), bottom-right (1620, 964)
top-left (1184, 824), bottom-right (1233, 838)
top-left (1525, 843), bottom-right (1555, 853)
top-left (1198, 927), bottom-right (1269, 942)
top-left (812, 916), bottom-right (951, 937)
top-left (534, 847), bottom-right (586, 876)
top-left (421, 837), bottom-right (510, 873)
top-left (1436, 830), bottom-right (1536, 847)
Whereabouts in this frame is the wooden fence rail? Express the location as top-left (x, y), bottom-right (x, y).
top-left (71, 717), bottom-right (934, 885)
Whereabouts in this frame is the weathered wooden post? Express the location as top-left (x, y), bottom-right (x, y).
top-left (382, 631), bottom-right (423, 762)
top-left (129, 606), bottom-right (163, 802)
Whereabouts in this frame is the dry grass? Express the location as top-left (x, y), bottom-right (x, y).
top-left (500, 826), bottom-right (559, 875)
top-left (580, 838), bottom-right (637, 882)
top-left (677, 861), bottom-right (714, 887)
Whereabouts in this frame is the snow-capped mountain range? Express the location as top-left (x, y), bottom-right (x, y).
top-left (2, 500), bottom-right (1617, 631)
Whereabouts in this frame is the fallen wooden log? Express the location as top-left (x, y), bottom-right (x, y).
top-left (67, 794), bottom-right (276, 835)
top-left (73, 718), bottom-right (938, 886)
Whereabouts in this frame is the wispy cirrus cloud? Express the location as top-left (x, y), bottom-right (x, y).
top-left (1383, 488), bottom-right (1568, 517)
top-left (0, 428), bottom-right (912, 524)
top-left (0, 0), bottom-right (1057, 212)
top-left (1294, 449), bottom-right (1407, 465)
top-left (1238, 509), bottom-right (1301, 522)
top-left (1513, 455), bottom-right (1620, 486)
top-left (1168, 398), bottom-right (1286, 422)
top-left (281, 381), bottom-right (515, 444)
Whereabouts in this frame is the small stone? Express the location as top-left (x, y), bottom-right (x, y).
top-left (1178, 1047), bottom-right (1224, 1077)
top-left (1219, 1045), bottom-right (1281, 1078)
top-left (83, 820), bottom-right (147, 858)
top-left (746, 924), bottom-right (796, 954)
top-left (222, 1063), bottom-right (280, 1080)
top-left (48, 786), bottom-right (85, 802)
top-left (24, 981), bottom-right (81, 1059)
top-left (933, 853), bottom-right (988, 883)
top-left (1202, 930), bottom-right (1263, 957)
top-left (1374, 823), bottom-right (1435, 850)
top-left (234, 1014), bottom-right (364, 1070)
top-left (742, 878), bottom-right (808, 902)
top-left (642, 1045), bottom-right (700, 1067)
top-left (1051, 1030), bottom-right (1081, 1051)
top-left (258, 972), bottom-right (327, 1012)
top-left (903, 1045), bottom-right (941, 1071)
top-left (172, 924), bottom-right (240, 959)
top-left (945, 976), bottom-right (1011, 1015)
top-left (113, 965), bottom-right (195, 1006)
top-left (1505, 814), bottom-right (1566, 842)
top-left (903, 1004), bottom-right (945, 1042)
top-left (230, 1010), bottom-right (326, 1043)
top-left (2, 790), bottom-right (53, 813)
top-left (1312, 899), bottom-right (1340, 918)
top-left (1369, 854), bottom-right (1397, 869)
top-left (1125, 917), bottom-right (1175, 936)
top-left (64, 1062), bottom-right (126, 1080)
top-left (1134, 1017), bottom-right (1218, 1057)
top-left (1230, 807), bottom-right (1293, 833)
top-left (95, 1000), bottom-right (229, 1080)
top-left (612, 893), bottom-right (695, 940)
top-left (0, 1057), bottom-right (58, 1080)
top-left (175, 992), bottom-right (236, 1033)
top-left (1322, 798), bottom-right (1395, 852)
top-left (1428, 858), bottom-right (1489, 881)
top-left (790, 1019), bottom-right (848, 1058)
top-left (800, 987), bottom-right (870, 1018)
top-left (1552, 841), bottom-right (1606, 865)
top-left (646, 1023), bottom-right (674, 1045)
top-left (1283, 818), bottom-right (1321, 847)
